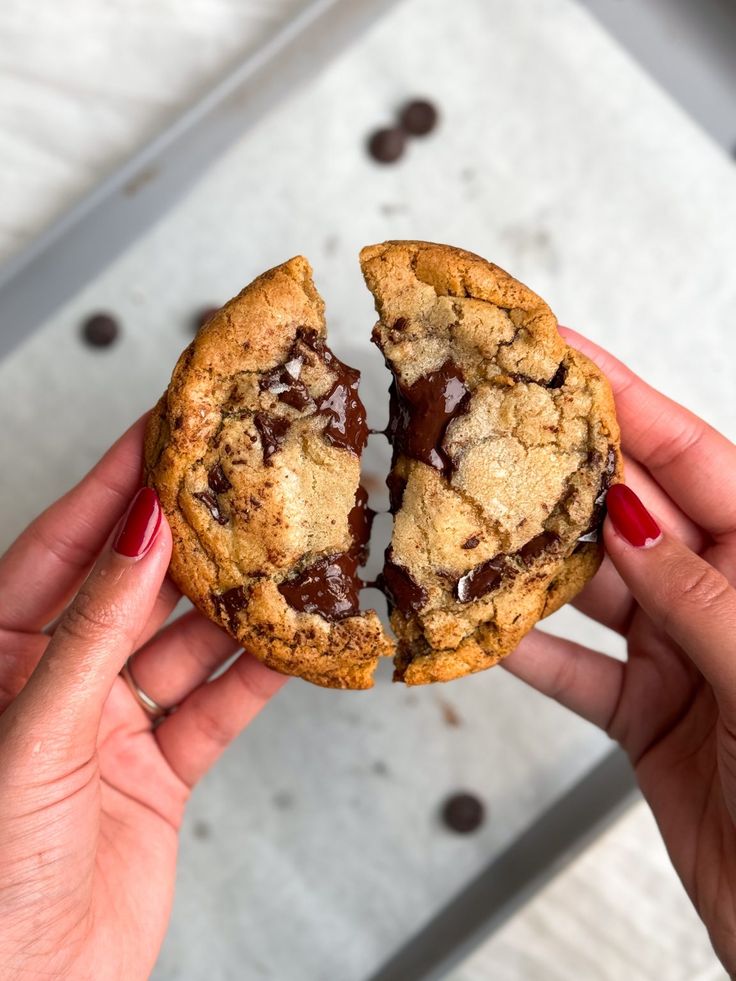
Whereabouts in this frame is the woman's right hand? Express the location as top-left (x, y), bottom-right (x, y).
top-left (504, 328), bottom-right (736, 972)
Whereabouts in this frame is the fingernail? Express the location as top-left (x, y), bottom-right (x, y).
top-left (114, 488), bottom-right (162, 558)
top-left (606, 484), bottom-right (662, 548)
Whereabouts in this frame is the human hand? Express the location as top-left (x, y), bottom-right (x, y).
top-left (504, 328), bottom-right (736, 971)
top-left (0, 417), bottom-right (286, 980)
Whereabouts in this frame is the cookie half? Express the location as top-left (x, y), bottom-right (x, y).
top-left (144, 257), bottom-right (393, 689)
top-left (361, 241), bottom-right (623, 685)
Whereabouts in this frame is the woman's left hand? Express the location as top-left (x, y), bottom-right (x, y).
top-left (0, 416), bottom-right (285, 980)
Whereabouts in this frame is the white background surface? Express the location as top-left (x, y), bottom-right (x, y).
top-left (1, 0), bottom-right (734, 978)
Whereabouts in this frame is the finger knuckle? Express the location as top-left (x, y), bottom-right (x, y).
top-left (679, 566), bottom-right (731, 608)
top-left (57, 588), bottom-right (125, 645)
top-left (191, 702), bottom-right (233, 749)
top-left (673, 565), bottom-right (732, 615)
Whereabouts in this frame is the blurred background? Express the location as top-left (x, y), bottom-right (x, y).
top-left (1, 0), bottom-right (735, 978)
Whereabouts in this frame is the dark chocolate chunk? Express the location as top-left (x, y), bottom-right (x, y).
top-left (385, 361), bottom-right (470, 474)
top-left (380, 551), bottom-right (427, 615)
top-left (577, 446), bottom-right (617, 544)
top-left (368, 127), bottom-right (406, 164)
top-left (462, 535), bottom-right (480, 550)
top-left (455, 557), bottom-right (505, 603)
top-left (260, 355), bottom-right (314, 412)
top-left (194, 489), bottom-right (228, 525)
top-left (548, 362), bottom-right (567, 389)
top-left (212, 585), bottom-right (247, 626)
top-left (194, 306), bottom-right (219, 333)
top-left (278, 552), bottom-right (361, 622)
top-left (318, 371), bottom-right (369, 454)
top-left (441, 792), bottom-right (485, 834)
top-left (519, 530), bottom-right (559, 563)
top-left (399, 99), bottom-right (439, 136)
top-left (254, 413), bottom-right (291, 465)
top-left (386, 471), bottom-right (408, 512)
top-left (393, 317), bottom-right (408, 331)
top-left (348, 486), bottom-right (374, 566)
top-left (208, 463), bottom-right (231, 494)
top-left (510, 363), bottom-right (567, 389)
top-left (81, 312), bottom-right (119, 348)
top-left (292, 328), bottom-right (369, 454)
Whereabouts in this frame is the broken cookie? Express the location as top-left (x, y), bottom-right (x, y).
top-left (362, 240), bottom-right (622, 684)
top-left (145, 243), bottom-right (622, 689)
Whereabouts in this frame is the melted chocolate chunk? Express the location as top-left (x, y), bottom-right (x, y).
top-left (519, 530), bottom-right (559, 563)
top-left (348, 486), bottom-right (374, 566)
top-left (278, 553), bottom-right (361, 621)
top-left (318, 372), bottom-right (369, 454)
top-left (455, 557), bottom-right (505, 603)
top-left (462, 535), bottom-right (480, 550)
top-left (293, 328), bottom-right (369, 455)
top-left (254, 413), bottom-right (291, 465)
top-left (577, 446), bottom-right (617, 544)
top-left (260, 356), bottom-right (314, 412)
top-left (208, 463), bottom-right (231, 494)
top-left (386, 361), bottom-right (470, 474)
top-left (386, 471), bottom-right (408, 512)
top-left (212, 586), bottom-right (247, 626)
top-left (380, 552), bottom-right (428, 615)
top-left (194, 490), bottom-right (228, 525)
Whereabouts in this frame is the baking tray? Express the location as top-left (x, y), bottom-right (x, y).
top-left (1, 0), bottom-right (734, 977)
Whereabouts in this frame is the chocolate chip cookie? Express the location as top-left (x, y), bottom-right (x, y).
top-left (144, 256), bottom-right (393, 689)
top-left (361, 241), bottom-right (622, 685)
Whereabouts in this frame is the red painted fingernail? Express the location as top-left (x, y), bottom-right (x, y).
top-left (113, 488), bottom-right (162, 558)
top-left (606, 484), bottom-right (661, 548)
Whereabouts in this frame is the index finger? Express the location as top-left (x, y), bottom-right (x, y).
top-left (0, 415), bottom-right (148, 631)
top-left (561, 327), bottom-right (736, 539)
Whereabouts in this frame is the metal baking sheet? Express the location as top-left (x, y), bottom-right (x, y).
top-left (1, 0), bottom-right (734, 978)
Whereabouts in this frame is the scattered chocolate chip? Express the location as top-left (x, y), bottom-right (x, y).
top-left (462, 535), bottom-right (480, 550)
top-left (207, 463), bottom-right (231, 494)
top-left (194, 306), bottom-right (219, 333)
top-left (81, 312), bottom-right (119, 348)
top-left (400, 99), bottom-right (439, 136)
top-left (442, 792), bottom-right (485, 834)
top-left (393, 317), bottom-right (408, 331)
top-left (278, 552), bottom-right (361, 621)
top-left (380, 551), bottom-right (428, 615)
top-left (194, 490), bottom-right (228, 525)
top-left (455, 557), bottom-right (505, 603)
top-left (519, 530), bottom-right (559, 563)
top-left (368, 127), bottom-right (406, 164)
top-left (254, 413), bottom-right (291, 465)
top-left (385, 361), bottom-right (470, 475)
top-left (212, 585), bottom-right (247, 626)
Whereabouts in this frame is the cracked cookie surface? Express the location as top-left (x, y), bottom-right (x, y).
top-left (144, 256), bottom-right (393, 690)
top-left (361, 241), bottom-right (623, 685)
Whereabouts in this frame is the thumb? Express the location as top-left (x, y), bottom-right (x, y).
top-left (604, 483), bottom-right (736, 714)
top-left (2, 488), bottom-right (171, 766)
